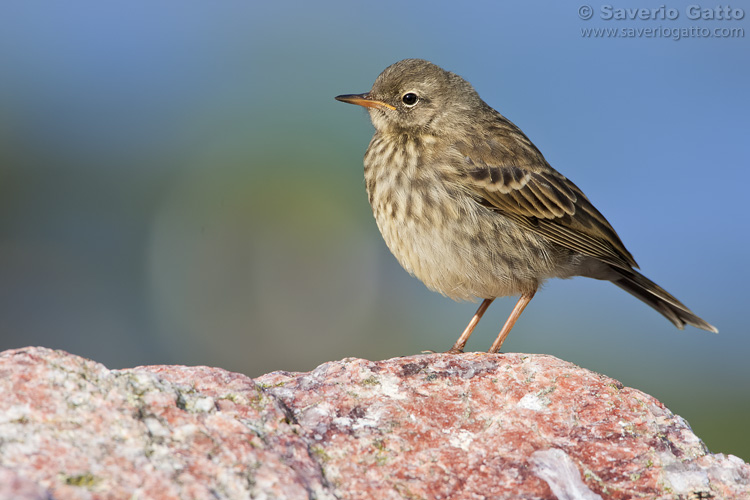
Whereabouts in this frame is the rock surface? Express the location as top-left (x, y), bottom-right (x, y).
top-left (0, 347), bottom-right (747, 500)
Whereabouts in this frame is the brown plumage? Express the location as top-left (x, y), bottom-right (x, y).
top-left (336, 58), bottom-right (717, 353)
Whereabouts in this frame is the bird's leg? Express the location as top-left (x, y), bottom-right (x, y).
top-left (446, 298), bottom-right (494, 354)
top-left (488, 291), bottom-right (536, 354)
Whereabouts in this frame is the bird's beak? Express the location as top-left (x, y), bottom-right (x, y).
top-left (335, 93), bottom-right (396, 111)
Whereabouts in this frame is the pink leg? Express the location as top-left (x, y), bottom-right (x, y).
top-left (488, 291), bottom-right (536, 354)
top-left (446, 298), bottom-right (494, 354)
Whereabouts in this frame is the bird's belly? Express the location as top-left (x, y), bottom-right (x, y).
top-left (371, 194), bottom-right (553, 301)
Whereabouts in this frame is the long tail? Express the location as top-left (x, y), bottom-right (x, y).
top-left (610, 267), bottom-right (718, 333)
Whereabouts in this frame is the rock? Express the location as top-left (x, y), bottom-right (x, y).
top-left (0, 468), bottom-right (51, 500)
top-left (0, 347), bottom-right (747, 499)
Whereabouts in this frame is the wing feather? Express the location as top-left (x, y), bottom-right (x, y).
top-left (455, 121), bottom-right (637, 270)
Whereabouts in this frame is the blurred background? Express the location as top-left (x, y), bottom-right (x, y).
top-left (1, 1), bottom-right (747, 460)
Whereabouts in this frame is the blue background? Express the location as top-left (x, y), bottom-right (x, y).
top-left (1, 2), bottom-right (748, 459)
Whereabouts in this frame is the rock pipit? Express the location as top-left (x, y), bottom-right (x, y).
top-left (336, 59), bottom-right (717, 353)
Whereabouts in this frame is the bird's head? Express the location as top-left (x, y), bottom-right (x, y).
top-left (336, 59), bottom-right (484, 136)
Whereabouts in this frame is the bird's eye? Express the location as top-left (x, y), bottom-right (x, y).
top-left (401, 93), bottom-right (419, 106)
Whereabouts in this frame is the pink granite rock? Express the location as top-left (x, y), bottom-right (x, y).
top-left (0, 347), bottom-right (748, 500)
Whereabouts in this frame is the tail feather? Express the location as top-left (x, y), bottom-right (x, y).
top-left (610, 268), bottom-right (718, 333)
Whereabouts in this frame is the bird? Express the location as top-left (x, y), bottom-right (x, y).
top-left (335, 58), bottom-right (717, 354)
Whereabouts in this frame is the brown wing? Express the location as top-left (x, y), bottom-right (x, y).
top-left (454, 122), bottom-right (638, 271)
